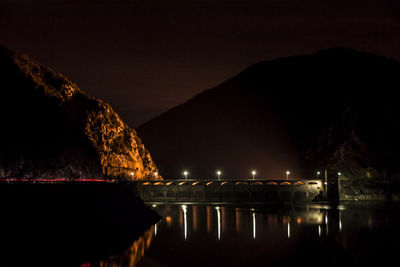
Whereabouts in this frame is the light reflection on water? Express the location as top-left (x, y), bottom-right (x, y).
top-left (93, 203), bottom-right (400, 267)
top-left (93, 225), bottom-right (154, 267)
top-left (154, 204), bottom-right (327, 242)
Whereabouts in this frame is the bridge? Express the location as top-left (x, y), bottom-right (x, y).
top-left (133, 178), bottom-right (332, 203)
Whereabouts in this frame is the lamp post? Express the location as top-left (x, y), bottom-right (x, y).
top-left (252, 170), bottom-right (256, 180)
top-left (216, 170), bottom-right (221, 180)
top-left (183, 171), bottom-right (188, 180)
top-left (286, 170), bottom-right (290, 179)
top-left (317, 171), bottom-right (320, 179)
top-left (154, 172), bottom-right (158, 178)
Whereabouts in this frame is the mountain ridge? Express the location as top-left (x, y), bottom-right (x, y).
top-left (138, 47), bottom-right (400, 180)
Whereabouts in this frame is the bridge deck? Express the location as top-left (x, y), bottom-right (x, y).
top-left (133, 179), bottom-right (325, 203)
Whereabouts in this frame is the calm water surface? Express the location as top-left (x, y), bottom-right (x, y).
top-left (97, 203), bottom-right (400, 267)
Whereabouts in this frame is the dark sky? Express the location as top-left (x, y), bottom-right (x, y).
top-left (1, 0), bottom-right (399, 127)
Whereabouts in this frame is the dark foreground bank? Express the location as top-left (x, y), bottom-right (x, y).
top-left (0, 182), bottom-right (160, 266)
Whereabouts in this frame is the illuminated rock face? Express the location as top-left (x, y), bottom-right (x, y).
top-left (0, 44), bottom-right (159, 180)
top-left (84, 101), bottom-right (159, 179)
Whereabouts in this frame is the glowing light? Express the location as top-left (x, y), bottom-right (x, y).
top-left (287, 222), bottom-right (291, 238)
top-left (286, 171), bottom-right (290, 179)
top-left (318, 225), bottom-right (322, 237)
top-left (154, 172), bottom-right (158, 177)
top-left (154, 223), bottom-right (157, 236)
top-left (165, 216), bottom-right (172, 227)
top-left (183, 171), bottom-right (189, 180)
top-left (251, 170), bottom-right (256, 180)
top-left (338, 172), bottom-right (342, 176)
top-left (130, 172), bottom-right (134, 176)
top-left (252, 212), bottom-right (256, 239)
top-left (215, 206), bottom-right (221, 240)
top-left (0, 178), bottom-right (111, 183)
top-left (181, 205), bottom-right (188, 240)
top-left (74, 178), bottom-right (108, 182)
top-left (216, 170), bottom-right (221, 180)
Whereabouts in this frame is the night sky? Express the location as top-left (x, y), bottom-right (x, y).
top-left (1, 0), bottom-right (399, 127)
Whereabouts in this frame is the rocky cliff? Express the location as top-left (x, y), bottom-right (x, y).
top-left (0, 44), bottom-right (160, 180)
top-left (138, 47), bottom-right (400, 181)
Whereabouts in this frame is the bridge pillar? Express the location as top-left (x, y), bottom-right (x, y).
top-left (325, 169), bottom-right (339, 203)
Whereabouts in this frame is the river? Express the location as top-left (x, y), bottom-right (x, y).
top-left (93, 202), bottom-right (400, 267)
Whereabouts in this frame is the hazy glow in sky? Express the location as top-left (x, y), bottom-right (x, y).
top-left (1, 0), bottom-right (399, 126)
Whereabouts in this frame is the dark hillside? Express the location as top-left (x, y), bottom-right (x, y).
top-left (138, 47), bottom-right (400, 180)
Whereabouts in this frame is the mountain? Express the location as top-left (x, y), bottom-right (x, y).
top-left (0, 44), bottom-right (159, 180)
top-left (137, 47), bottom-right (400, 180)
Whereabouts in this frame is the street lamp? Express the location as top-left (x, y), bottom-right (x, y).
top-left (183, 170), bottom-right (189, 180)
top-left (252, 170), bottom-right (256, 180)
top-left (338, 172), bottom-right (341, 176)
top-left (216, 170), bottom-right (222, 180)
top-left (317, 171), bottom-right (320, 178)
top-left (154, 172), bottom-right (158, 178)
top-left (286, 170), bottom-right (290, 179)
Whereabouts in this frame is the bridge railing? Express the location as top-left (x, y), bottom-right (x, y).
top-left (137, 178), bottom-right (323, 187)
top-left (134, 178), bottom-right (325, 203)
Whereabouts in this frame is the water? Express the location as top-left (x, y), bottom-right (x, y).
top-left (87, 202), bottom-right (400, 266)
top-left (122, 203), bottom-right (399, 267)
top-left (3, 185), bottom-right (398, 266)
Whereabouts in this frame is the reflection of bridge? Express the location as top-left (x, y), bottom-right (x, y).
top-left (151, 204), bottom-right (340, 241)
top-left (134, 179), bottom-right (325, 203)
